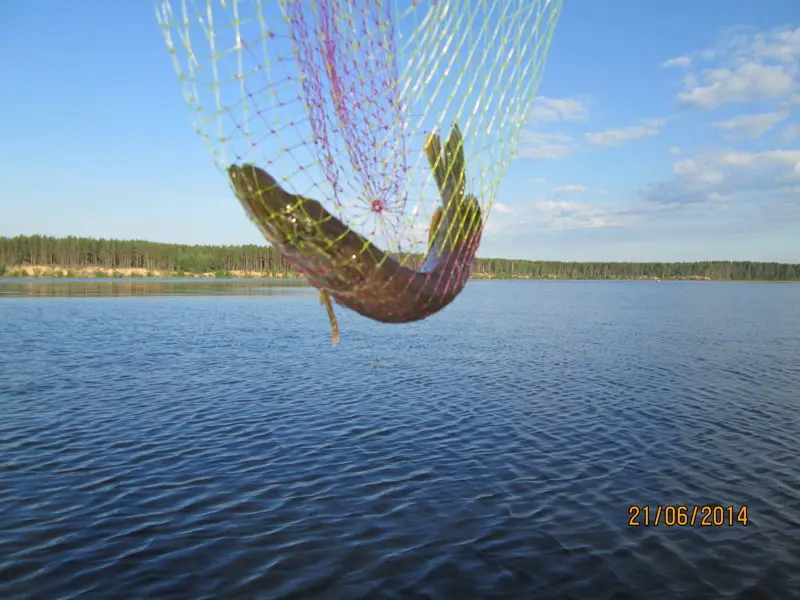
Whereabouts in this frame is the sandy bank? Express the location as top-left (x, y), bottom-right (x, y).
top-left (0, 265), bottom-right (713, 282)
top-left (2, 265), bottom-right (302, 279)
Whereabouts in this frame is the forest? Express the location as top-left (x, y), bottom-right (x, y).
top-left (1, 234), bottom-right (798, 281)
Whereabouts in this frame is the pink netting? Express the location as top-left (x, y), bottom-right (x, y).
top-left (285, 0), bottom-right (409, 240)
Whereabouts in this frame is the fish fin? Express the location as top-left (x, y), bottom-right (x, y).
top-left (425, 132), bottom-right (448, 199)
top-left (424, 124), bottom-right (465, 209)
top-left (425, 123), bottom-right (474, 252)
top-left (428, 206), bottom-right (443, 249)
top-left (319, 290), bottom-right (340, 348)
top-left (444, 123), bottom-right (466, 202)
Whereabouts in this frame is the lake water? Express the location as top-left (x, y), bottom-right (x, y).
top-left (1, 279), bottom-right (799, 599)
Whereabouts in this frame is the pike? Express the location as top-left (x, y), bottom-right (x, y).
top-left (227, 123), bottom-right (482, 346)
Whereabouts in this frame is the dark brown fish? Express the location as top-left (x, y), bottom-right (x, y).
top-left (227, 123), bottom-right (482, 345)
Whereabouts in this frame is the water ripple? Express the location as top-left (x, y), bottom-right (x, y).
top-left (1, 281), bottom-right (799, 598)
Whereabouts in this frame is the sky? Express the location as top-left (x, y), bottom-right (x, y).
top-left (1, 0), bottom-right (798, 263)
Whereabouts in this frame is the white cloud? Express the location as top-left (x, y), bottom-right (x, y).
top-left (585, 120), bottom-right (663, 147)
top-left (643, 148), bottom-right (800, 207)
top-left (492, 202), bottom-right (517, 215)
top-left (672, 158), bottom-right (724, 184)
top-left (531, 200), bottom-right (636, 230)
top-left (508, 25), bottom-right (800, 247)
top-left (486, 191), bottom-right (648, 236)
top-left (650, 26), bottom-right (800, 240)
top-left (481, 217), bottom-right (511, 238)
top-left (678, 62), bottom-right (796, 109)
top-left (713, 111), bottom-right (788, 139)
top-left (518, 132), bottom-right (575, 160)
top-left (552, 184), bottom-right (588, 194)
top-left (528, 96), bottom-right (589, 123)
top-left (496, 150), bottom-right (800, 239)
top-left (781, 123), bottom-right (800, 141)
top-left (682, 73), bottom-right (699, 89)
top-left (536, 200), bottom-right (585, 212)
top-left (662, 56), bottom-right (692, 68)
top-left (674, 26), bottom-right (800, 110)
top-left (735, 26), bottom-right (800, 64)
top-left (717, 149), bottom-right (800, 173)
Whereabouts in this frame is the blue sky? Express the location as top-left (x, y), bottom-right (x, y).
top-left (1, 0), bottom-right (798, 262)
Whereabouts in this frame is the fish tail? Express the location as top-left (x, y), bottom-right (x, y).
top-left (425, 123), bottom-right (479, 253)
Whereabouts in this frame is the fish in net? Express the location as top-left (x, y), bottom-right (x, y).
top-left (156, 0), bottom-right (562, 346)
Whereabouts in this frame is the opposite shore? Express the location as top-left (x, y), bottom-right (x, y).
top-left (0, 264), bottom-right (765, 282)
top-left (2, 235), bottom-right (798, 282)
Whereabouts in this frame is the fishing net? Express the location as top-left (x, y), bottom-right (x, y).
top-left (156, 0), bottom-right (562, 339)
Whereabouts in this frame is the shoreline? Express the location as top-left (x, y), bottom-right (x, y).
top-left (0, 265), bottom-right (794, 283)
top-left (1, 265), bottom-right (300, 280)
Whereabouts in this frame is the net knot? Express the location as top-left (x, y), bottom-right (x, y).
top-left (370, 199), bottom-right (387, 214)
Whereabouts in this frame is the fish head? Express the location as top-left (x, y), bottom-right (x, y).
top-left (228, 164), bottom-right (332, 253)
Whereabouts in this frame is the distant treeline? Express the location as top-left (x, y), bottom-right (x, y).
top-left (0, 235), bottom-right (798, 281)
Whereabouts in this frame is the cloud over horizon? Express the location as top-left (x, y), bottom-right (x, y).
top-left (497, 21), bottom-right (800, 262)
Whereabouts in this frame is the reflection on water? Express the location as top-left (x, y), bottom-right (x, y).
top-left (0, 278), bottom-right (313, 298)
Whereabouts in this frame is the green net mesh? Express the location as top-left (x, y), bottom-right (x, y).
top-left (156, 0), bottom-right (561, 339)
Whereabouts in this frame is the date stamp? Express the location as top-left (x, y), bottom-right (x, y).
top-left (628, 505), bottom-right (748, 527)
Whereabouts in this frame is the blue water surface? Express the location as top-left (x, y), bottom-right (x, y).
top-left (1, 280), bottom-right (799, 599)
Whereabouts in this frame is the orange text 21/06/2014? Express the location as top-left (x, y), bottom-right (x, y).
top-left (628, 505), bottom-right (749, 527)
